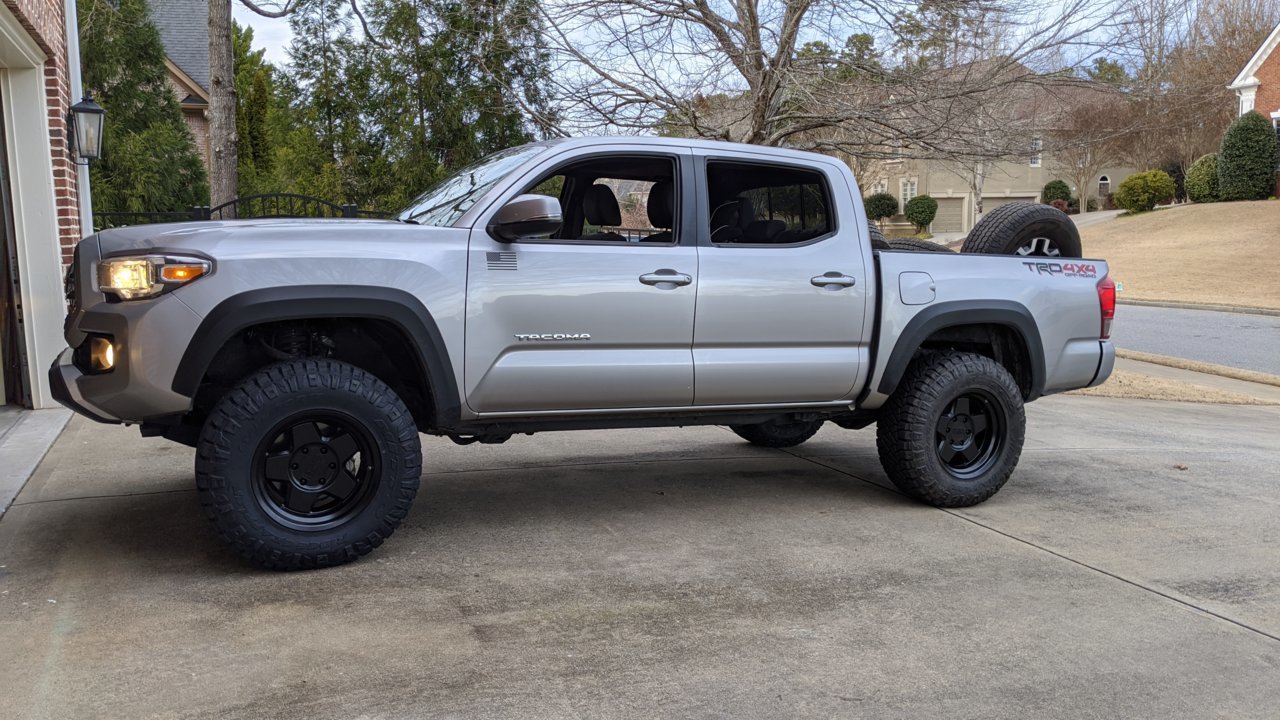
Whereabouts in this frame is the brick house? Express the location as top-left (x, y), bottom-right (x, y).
top-left (152, 0), bottom-right (211, 171)
top-left (1, 0), bottom-right (87, 408)
top-left (1229, 21), bottom-right (1280, 124)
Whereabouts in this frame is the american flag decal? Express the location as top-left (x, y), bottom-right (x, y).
top-left (486, 251), bottom-right (518, 271)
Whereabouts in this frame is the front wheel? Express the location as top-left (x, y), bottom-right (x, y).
top-left (876, 351), bottom-right (1025, 507)
top-left (196, 359), bottom-right (422, 570)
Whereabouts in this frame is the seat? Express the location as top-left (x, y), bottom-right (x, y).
top-left (580, 185), bottom-right (626, 241)
top-left (741, 219), bottom-right (785, 243)
top-left (640, 180), bottom-right (674, 243)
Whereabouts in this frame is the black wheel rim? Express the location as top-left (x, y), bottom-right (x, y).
top-left (1015, 236), bottom-right (1061, 257)
top-left (252, 411), bottom-right (380, 531)
top-left (934, 391), bottom-right (1005, 480)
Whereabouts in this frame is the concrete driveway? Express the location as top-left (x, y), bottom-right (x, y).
top-left (2, 395), bottom-right (1279, 719)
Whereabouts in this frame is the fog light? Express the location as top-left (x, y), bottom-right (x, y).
top-left (89, 336), bottom-right (115, 372)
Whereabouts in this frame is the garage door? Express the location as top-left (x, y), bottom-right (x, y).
top-left (932, 198), bottom-right (965, 233)
top-left (983, 196), bottom-right (1038, 214)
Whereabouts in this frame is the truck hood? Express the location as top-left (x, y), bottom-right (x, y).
top-left (94, 218), bottom-right (431, 257)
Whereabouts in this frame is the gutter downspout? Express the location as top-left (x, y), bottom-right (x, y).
top-left (63, 0), bottom-right (92, 236)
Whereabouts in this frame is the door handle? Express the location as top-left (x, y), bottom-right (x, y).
top-left (811, 272), bottom-right (857, 289)
top-left (639, 269), bottom-right (693, 287)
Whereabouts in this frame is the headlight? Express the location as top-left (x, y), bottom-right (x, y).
top-left (96, 255), bottom-right (210, 300)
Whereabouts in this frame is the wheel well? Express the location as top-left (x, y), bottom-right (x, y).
top-left (176, 318), bottom-right (437, 440)
top-left (915, 323), bottom-right (1034, 398)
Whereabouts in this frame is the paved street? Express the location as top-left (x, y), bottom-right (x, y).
top-left (1113, 304), bottom-right (1280, 374)
top-left (2, 395), bottom-right (1279, 719)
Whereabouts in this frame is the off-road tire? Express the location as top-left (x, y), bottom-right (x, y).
top-left (868, 222), bottom-right (891, 250)
top-left (960, 202), bottom-right (1082, 258)
top-left (876, 351), bottom-right (1025, 507)
top-left (886, 237), bottom-right (954, 253)
top-left (730, 418), bottom-right (824, 448)
top-left (196, 359), bottom-right (421, 570)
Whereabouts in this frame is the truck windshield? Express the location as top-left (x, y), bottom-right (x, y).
top-left (398, 144), bottom-right (547, 227)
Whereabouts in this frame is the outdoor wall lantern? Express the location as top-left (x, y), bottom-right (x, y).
top-left (67, 96), bottom-right (106, 164)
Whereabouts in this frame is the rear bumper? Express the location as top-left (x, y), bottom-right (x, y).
top-left (1087, 340), bottom-right (1116, 388)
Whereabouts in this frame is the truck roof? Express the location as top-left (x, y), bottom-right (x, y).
top-left (533, 135), bottom-right (845, 166)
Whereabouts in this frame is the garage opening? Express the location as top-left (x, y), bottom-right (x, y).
top-left (0, 88), bottom-right (30, 406)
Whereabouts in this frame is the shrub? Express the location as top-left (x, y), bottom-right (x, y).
top-left (1113, 170), bottom-right (1177, 213)
top-left (904, 194), bottom-right (938, 232)
top-left (864, 192), bottom-right (898, 224)
top-left (1185, 153), bottom-right (1219, 203)
top-left (1218, 111), bottom-right (1278, 201)
top-left (1161, 161), bottom-right (1186, 202)
top-left (1050, 198), bottom-right (1070, 212)
top-left (1042, 179), bottom-right (1072, 204)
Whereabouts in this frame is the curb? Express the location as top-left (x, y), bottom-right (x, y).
top-left (1114, 349), bottom-right (1280, 389)
top-left (1117, 298), bottom-right (1280, 317)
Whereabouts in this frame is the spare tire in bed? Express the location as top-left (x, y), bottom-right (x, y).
top-left (886, 237), bottom-right (954, 252)
top-left (868, 222), bottom-right (891, 250)
top-left (960, 202), bottom-right (1082, 258)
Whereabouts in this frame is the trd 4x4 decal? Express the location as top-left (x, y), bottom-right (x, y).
top-left (1022, 261), bottom-right (1097, 279)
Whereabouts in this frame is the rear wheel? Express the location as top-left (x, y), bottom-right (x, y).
top-left (196, 359), bottom-right (421, 570)
top-left (876, 351), bottom-right (1025, 507)
top-left (730, 418), bottom-right (824, 448)
top-left (960, 202), bottom-right (1082, 257)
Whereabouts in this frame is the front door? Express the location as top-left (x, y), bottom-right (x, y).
top-left (463, 147), bottom-right (698, 414)
top-left (692, 156), bottom-right (870, 405)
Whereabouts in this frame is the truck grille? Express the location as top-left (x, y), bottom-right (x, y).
top-left (63, 248), bottom-right (79, 333)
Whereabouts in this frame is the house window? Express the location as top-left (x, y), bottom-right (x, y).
top-left (1030, 137), bottom-right (1042, 167)
top-left (899, 178), bottom-right (918, 213)
top-left (1098, 175), bottom-right (1110, 198)
top-left (871, 180), bottom-right (888, 195)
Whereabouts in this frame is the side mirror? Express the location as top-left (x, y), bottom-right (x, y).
top-left (487, 194), bottom-right (562, 242)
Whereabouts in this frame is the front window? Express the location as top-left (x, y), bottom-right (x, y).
top-left (398, 144), bottom-right (546, 226)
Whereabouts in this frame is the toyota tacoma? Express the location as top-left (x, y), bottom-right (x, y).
top-left (51, 136), bottom-right (1115, 569)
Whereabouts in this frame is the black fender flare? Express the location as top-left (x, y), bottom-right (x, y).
top-left (875, 300), bottom-right (1045, 400)
top-left (172, 286), bottom-right (460, 427)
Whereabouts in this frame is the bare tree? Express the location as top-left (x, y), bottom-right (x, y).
top-left (537, 0), bottom-right (1119, 166)
top-left (1049, 97), bottom-right (1128, 213)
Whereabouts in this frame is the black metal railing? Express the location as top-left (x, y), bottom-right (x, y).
top-left (92, 193), bottom-right (392, 232)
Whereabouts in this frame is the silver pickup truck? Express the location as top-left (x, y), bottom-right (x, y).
top-left (51, 137), bottom-right (1115, 569)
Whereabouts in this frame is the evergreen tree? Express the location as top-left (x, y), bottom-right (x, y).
top-left (1218, 111), bottom-right (1279, 201)
top-left (233, 22), bottom-right (277, 196)
top-left (78, 0), bottom-right (208, 212)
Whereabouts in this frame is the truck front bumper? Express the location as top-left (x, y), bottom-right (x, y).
top-left (51, 293), bottom-right (205, 424)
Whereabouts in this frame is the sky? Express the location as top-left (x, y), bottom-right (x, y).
top-left (233, 4), bottom-right (294, 66)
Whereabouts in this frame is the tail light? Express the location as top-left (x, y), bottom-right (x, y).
top-left (1097, 276), bottom-right (1116, 339)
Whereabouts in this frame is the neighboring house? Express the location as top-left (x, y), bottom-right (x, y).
top-left (1229, 21), bottom-right (1280, 125)
top-left (868, 77), bottom-right (1135, 234)
top-left (1, 0), bottom-right (86, 408)
top-left (870, 152), bottom-right (1135, 234)
top-left (150, 0), bottom-right (210, 170)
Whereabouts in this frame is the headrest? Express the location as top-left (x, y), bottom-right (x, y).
top-left (647, 180), bottom-right (674, 228)
top-left (709, 200), bottom-right (740, 231)
top-left (583, 184), bottom-right (621, 226)
top-left (735, 195), bottom-right (756, 229)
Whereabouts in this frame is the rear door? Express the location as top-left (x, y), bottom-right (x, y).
top-left (691, 153), bottom-right (873, 405)
top-left (463, 145), bottom-right (699, 413)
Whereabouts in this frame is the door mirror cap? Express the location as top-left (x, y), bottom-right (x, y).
top-left (487, 194), bottom-right (562, 242)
